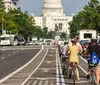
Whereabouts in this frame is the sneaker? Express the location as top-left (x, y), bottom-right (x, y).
top-left (69, 74), bottom-right (71, 79)
top-left (87, 75), bottom-right (90, 79)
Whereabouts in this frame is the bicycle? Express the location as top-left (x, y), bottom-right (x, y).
top-left (61, 57), bottom-right (69, 76)
top-left (89, 65), bottom-right (96, 85)
top-left (70, 62), bottom-right (77, 85)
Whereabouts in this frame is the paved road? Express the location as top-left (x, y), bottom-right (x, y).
top-left (0, 47), bottom-right (40, 79)
top-left (0, 45), bottom-right (93, 85)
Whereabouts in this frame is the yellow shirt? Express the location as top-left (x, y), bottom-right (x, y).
top-left (69, 45), bottom-right (79, 64)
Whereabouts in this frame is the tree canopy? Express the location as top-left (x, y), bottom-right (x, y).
top-left (69, 0), bottom-right (100, 38)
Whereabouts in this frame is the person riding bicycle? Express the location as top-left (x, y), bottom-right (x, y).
top-left (83, 38), bottom-right (100, 85)
top-left (61, 41), bottom-right (69, 64)
top-left (62, 41), bottom-right (69, 57)
top-left (68, 39), bottom-right (82, 82)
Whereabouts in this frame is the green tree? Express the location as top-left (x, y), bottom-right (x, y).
top-left (60, 32), bottom-right (67, 39)
top-left (47, 31), bottom-right (55, 39)
top-left (33, 26), bottom-right (43, 40)
top-left (69, 0), bottom-right (100, 37)
top-left (0, 0), bottom-right (5, 34)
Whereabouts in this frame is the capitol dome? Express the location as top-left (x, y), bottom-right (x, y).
top-left (42, 0), bottom-right (64, 16)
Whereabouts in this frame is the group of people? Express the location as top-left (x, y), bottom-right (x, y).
top-left (58, 38), bottom-right (100, 85)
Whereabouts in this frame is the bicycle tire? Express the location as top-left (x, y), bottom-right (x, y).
top-left (64, 64), bottom-right (69, 76)
top-left (90, 74), bottom-right (96, 85)
top-left (72, 67), bottom-right (76, 85)
top-left (62, 63), bottom-right (65, 73)
top-left (91, 76), bottom-right (96, 85)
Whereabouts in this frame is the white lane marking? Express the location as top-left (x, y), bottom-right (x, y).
top-left (0, 48), bottom-right (43, 83)
top-left (0, 48), bottom-right (42, 50)
top-left (38, 68), bottom-right (56, 72)
top-left (31, 77), bottom-right (56, 80)
top-left (21, 49), bottom-right (48, 85)
top-left (78, 65), bottom-right (88, 75)
top-left (58, 55), bottom-right (66, 85)
top-left (80, 80), bottom-right (89, 83)
top-left (30, 77), bottom-right (55, 80)
top-left (80, 57), bottom-right (88, 63)
top-left (8, 54), bottom-right (10, 56)
top-left (56, 50), bottom-right (59, 85)
top-left (79, 57), bottom-right (88, 75)
top-left (1, 57), bottom-right (4, 59)
top-left (56, 50), bottom-right (66, 85)
top-left (43, 61), bottom-right (56, 63)
top-left (48, 54), bottom-right (53, 56)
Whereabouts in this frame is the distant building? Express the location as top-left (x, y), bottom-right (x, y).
top-left (33, 0), bottom-right (73, 37)
top-left (3, 0), bottom-right (19, 12)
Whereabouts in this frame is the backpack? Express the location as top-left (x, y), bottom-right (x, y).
top-left (89, 52), bottom-right (99, 65)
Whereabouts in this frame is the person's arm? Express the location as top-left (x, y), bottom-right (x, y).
top-left (66, 45), bottom-right (70, 55)
top-left (77, 46), bottom-right (82, 55)
top-left (77, 42), bottom-right (83, 52)
top-left (82, 46), bottom-right (89, 57)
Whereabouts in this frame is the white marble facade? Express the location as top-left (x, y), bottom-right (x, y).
top-left (33, 0), bottom-right (73, 36)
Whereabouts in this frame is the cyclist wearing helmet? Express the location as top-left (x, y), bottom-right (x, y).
top-left (83, 38), bottom-right (100, 85)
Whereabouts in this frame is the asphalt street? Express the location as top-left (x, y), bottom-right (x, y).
top-left (0, 45), bottom-right (95, 85)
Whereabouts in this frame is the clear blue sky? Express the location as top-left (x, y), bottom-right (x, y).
top-left (20, 0), bottom-right (90, 16)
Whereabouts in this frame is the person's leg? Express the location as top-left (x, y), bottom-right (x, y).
top-left (68, 63), bottom-right (72, 78)
top-left (95, 68), bottom-right (99, 85)
top-left (87, 65), bottom-right (90, 79)
top-left (87, 60), bottom-right (90, 79)
top-left (76, 66), bottom-right (80, 81)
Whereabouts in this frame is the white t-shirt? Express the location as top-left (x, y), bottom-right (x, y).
top-left (62, 44), bottom-right (68, 56)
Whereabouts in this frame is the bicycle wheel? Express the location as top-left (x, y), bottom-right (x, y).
top-left (64, 64), bottom-right (69, 76)
top-left (90, 74), bottom-right (96, 85)
top-left (62, 65), bottom-right (65, 75)
top-left (92, 76), bottom-right (96, 85)
top-left (62, 63), bottom-right (66, 75)
top-left (72, 67), bottom-right (76, 85)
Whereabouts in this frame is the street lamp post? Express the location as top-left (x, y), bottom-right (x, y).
top-left (1, 13), bottom-right (4, 34)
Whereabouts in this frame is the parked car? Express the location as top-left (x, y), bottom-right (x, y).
top-left (17, 37), bottom-right (25, 45)
top-left (26, 41), bottom-right (33, 45)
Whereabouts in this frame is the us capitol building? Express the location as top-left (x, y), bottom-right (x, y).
top-left (33, 0), bottom-right (73, 37)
